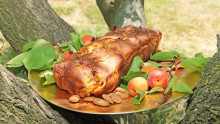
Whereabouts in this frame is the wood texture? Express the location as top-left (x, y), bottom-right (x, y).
top-left (0, 64), bottom-right (116, 124)
top-left (96, 0), bottom-right (146, 29)
top-left (0, 0), bottom-right (75, 53)
top-left (180, 35), bottom-right (220, 123)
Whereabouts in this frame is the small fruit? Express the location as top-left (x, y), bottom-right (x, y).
top-left (69, 95), bottom-right (80, 103)
top-left (147, 70), bottom-right (169, 89)
top-left (81, 35), bottom-right (94, 45)
top-left (141, 65), bottom-right (159, 73)
top-left (62, 50), bottom-right (73, 60)
top-left (127, 77), bottom-right (149, 96)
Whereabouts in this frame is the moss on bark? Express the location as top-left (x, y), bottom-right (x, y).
top-left (181, 35), bottom-right (220, 123)
top-left (0, 0), bottom-right (76, 53)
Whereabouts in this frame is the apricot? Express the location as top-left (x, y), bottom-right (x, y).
top-left (147, 70), bottom-right (169, 89)
top-left (141, 65), bottom-right (159, 73)
top-left (62, 50), bottom-right (73, 60)
top-left (81, 35), bottom-right (94, 45)
top-left (127, 77), bottom-right (149, 96)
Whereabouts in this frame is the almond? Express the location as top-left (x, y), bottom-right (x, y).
top-left (102, 94), bottom-right (114, 104)
top-left (69, 95), bottom-right (80, 103)
top-left (114, 87), bottom-right (128, 93)
top-left (110, 93), bottom-right (122, 103)
top-left (115, 92), bottom-right (129, 99)
top-left (93, 98), bottom-right (110, 107)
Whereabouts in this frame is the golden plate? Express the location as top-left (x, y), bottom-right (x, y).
top-left (28, 69), bottom-right (200, 115)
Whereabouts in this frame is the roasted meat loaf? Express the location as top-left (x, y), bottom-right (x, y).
top-left (53, 25), bottom-right (162, 97)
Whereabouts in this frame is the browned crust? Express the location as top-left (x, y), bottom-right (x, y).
top-left (53, 25), bottom-right (162, 97)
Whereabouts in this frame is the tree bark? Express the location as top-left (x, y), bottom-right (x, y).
top-left (0, 0), bottom-right (76, 53)
top-left (96, 0), bottom-right (146, 30)
top-left (180, 35), bottom-right (220, 123)
top-left (0, 64), bottom-right (116, 124)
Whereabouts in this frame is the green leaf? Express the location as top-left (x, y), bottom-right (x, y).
top-left (122, 56), bottom-right (146, 83)
top-left (143, 62), bottom-right (162, 68)
top-left (126, 56), bottom-right (144, 75)
top-left (68, 43), bottom-right (78, 53)
top-left (119, 83), bottom-right (128, 90)
top-left (194, 53), bottom-right (204, 58)
top-left (165, 76), bottom-right (177, 93)
top-left (148, 87), bottom-right (165, 94)
top-left (132, 90), bottom-right (148, 105)
top-left (150, 52), bottom-right (175, 61)
top-left (70, 33), bottom-right (81, 50)
top-left (23, 46), bottom-right (56, 72)
top-left (39, 70), bottom-right (56, 85)
top-left (32, 39), bottom-right (50, 49)
top-left (0, 53), bottom-right (4, 64)
top-left (39, 61), bottom-right (56, 70)
top-left (60, 46), bottom-right (70, 52)
top-left (7, 52), bottom-right (27, 67)
top-left (122, 71), bottom-right (148, 83)
top-left (57, 53), bottom-right (64, 62)
top-left (172, 82), bottom-right (193, 94)
top-left (171, 51), bottom-right (187, 58)
top-left (22, 41), bottom-right (36, 52)
top-left (179, 55), bottom-right (210, 72)
top-left (57, 43), bottom-right (69, 48)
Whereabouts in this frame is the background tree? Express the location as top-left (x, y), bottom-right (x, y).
top-left (97, 0), bottom-right (146, 30)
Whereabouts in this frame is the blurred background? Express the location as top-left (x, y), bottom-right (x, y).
top-left (1, 0), bottom-right (219, 59)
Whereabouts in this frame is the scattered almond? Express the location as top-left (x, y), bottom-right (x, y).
top-left (115, 92), bottom-right (129, 99)
top-left (84, 97), bottom-right (94, 102)
top-left (110, 93), bottom-right (122, 103)
top-left (93, 98), bottom-right (110, 107)
top-left (69, 95), bottom-right (80, 103)
top-left (114, 87), bottom-right (128, 93)
top-left (102, 94), bottom-right (114, 104)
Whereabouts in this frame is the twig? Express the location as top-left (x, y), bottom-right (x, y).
top-left (155, 89), bottom-right (172, 105)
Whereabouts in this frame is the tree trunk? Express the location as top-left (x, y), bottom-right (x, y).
top-left (0, 64), bottom-right (116, 124)
top-left (180, 35), bottom-right (220, 123)
top-left (96, 0), bottom-right (146, 30)
top-left (0, 0), bottom-right (76, 53)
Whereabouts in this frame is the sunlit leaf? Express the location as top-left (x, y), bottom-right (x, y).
top-left (23, 46), bottom-right (56, 72)
top-left (7, 52), bottom-right (27, 67)
top-left (172, 82), bottom-right (193, 94)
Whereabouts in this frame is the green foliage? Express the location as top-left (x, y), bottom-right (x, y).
top-left (126, 56), bottom-right (144, 75)
top-left (7, 52), bottom-right (27, 67)
top-left (148, 87), bottom-right (165, 94)
top-left (132, 90), bottom-right (148, 105)
top-left (150, 51), bottom-right (184, 61)
top-left (165, 76), bottom-right (177, 93)
top-left (122, 71), bottom-right (148, 83)
top-left (39, 70), bottom-right (56, 85)
top-left (23, 46), bottom-right (56, 72)
top-left (122, 56), bottom-right (147, 83)
top-left (143, 62), bottom-right (162, 67)
top-left (70, 33), bottom-right (82, 50)
top-left (179, 53), bottom-right (210, 72)
top-left (22, 41), bottom-right (36, 52)
top-left (32, 39), bottom-right (49, 49)
top-left (172, 82), bottom-right (193, 94)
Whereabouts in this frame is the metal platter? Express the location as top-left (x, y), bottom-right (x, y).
top-left (28, 69), bottom-right (201, 115)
